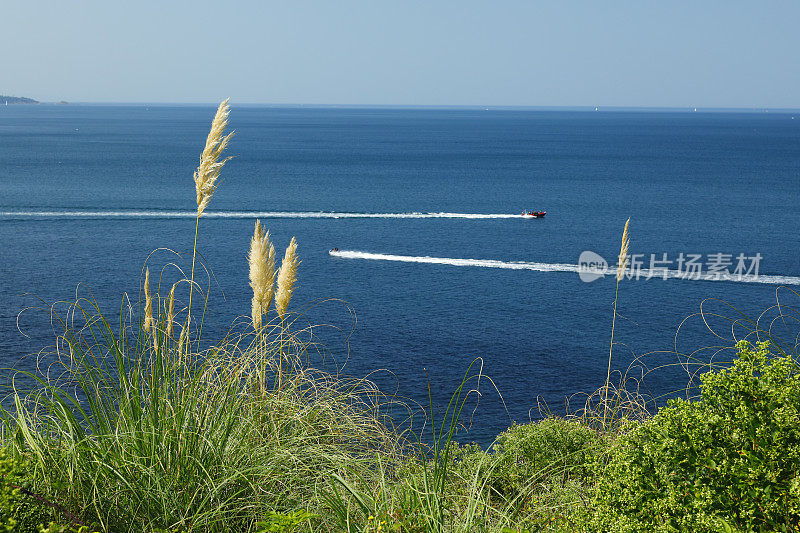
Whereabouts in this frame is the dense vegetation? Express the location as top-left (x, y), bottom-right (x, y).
top-left (590, 341), bottom-right (800, 533)
top-left (1, 102), bottom-right (798, 531)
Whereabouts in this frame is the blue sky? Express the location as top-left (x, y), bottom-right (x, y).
top-left (2, 0), bottom-right (799, 107)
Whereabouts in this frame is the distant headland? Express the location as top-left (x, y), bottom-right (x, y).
top-left (1, 95), bottom-right (39, 104)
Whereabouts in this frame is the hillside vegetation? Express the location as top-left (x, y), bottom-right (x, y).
top-left (1, 96), bottom-right (38, 104)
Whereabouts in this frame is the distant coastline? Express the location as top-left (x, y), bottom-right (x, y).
top-left (0, 98), bottom-right (796, 113)
top-left (1, 95), bottom-right (39, 104)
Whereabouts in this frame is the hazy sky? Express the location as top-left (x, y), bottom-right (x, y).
top-left (3, 0), bottom-right (799, 107)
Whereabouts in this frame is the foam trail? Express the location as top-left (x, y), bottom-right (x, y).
top-left (0, 210), bottom-right (522, 220)
top-left (329, 250), bottom-right (800, 286)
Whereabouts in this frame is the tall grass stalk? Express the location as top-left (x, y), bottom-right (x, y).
top-left (603, 217), bottom-right (630, 428)
top-left (275, 237), bottom-right (299, 390)
top-left (187, 99), bottom-right (233, 346)
top-left (165, 283), bottom-right (176, 339)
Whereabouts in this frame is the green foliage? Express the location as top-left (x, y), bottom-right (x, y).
top-left (0, 449), bottom-right (75, 533)
top-left (491, 418), bottom-right (600, 497)
top-left (323, 416), bottom-right (601, 533)
top-left (442, 419), bottom-right (601, 531)
top-left (591, 341), bottom-right (800, 532)
top-left (0, 447), bottom-right (29, 531)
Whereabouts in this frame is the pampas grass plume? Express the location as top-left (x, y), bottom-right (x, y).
top-left (261, 243), bottom-right (276, 312)
top-left (193, 99), bottom-right (234, 217)
top-left (616, 217), bottom-right (631, 282)
top-left (605, 216), bottom-right (631, 427)
top-left (177, 320), bottom-right (188, 358)
top-left (143, 268), bottom-right (154, 333)
top-left (275, 237), bottom-right (299, 320)
top-left (165, 284), bottom-right (176, 338)
top-left (248, 220), bottom-right (276, 330)
top-left (251, 296), bottom-right (262, 331)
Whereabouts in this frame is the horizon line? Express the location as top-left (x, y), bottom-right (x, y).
top-left (5, 100), bottom-right (800, 113)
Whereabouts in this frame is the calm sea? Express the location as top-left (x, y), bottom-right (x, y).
top-left (1, 105), bottom-right (799, 444)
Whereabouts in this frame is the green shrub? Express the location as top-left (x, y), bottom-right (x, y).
top-left (591, 340), bottom-right (800, 532)
top-left (492, 418), bottom-right (600, 497)
top-left (0, 447), bottom-right (29, 531)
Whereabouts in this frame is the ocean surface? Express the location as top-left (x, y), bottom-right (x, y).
top-left (1, 104), bottom-right (799, 445)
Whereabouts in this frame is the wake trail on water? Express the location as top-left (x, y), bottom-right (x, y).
top-left (329, 250), bottom-right (800, 286)
top-left (0, 210), bottom-right (522, 220)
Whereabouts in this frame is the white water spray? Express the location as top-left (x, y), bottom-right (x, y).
top-left (0, 210), bottom-right (524, 220)
top-left (329, 250), bottom-right (800, 286)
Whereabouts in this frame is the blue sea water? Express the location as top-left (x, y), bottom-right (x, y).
top-left (1, 105), bottom-right (799, 445)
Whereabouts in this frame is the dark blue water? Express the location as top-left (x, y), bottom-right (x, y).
top-left (1, 105), bottom-right (799, 444)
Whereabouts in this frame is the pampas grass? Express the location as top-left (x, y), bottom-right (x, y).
top-left (188, 99), bottom-right (234, 339)
top-left (274, 237), bottom-right (299, 391)
top-left (616, 217), bottom-right (630, 282)
top-left (177, 319), bottom-right (188, 358)
top-left (193, 99), bottom-right (234, 218)
top-left (248, 220), bottom-right (276, 331)
top-left (143, 268), bottom-right (154, 334)
top-left (5, 286), bottom-right (402, 531)
top-left (165, 283), bottom-right (176, 338)
top-left (604, 217), bottom-right (631, 427)
top-left (275, 237), bottom-right (299, 320)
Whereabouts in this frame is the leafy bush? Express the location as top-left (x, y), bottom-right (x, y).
top-left (0, 447), bottom-right (29, 531)
top-left (591, 341), bottom-right (800, 532)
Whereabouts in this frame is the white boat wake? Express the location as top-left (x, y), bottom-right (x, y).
top-left (329, 250), bottom-right (800, 286)
top-left (0, 209), bottom-right (523, 220)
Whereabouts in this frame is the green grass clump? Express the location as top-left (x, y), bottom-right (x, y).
top-left (4, 306), bottom-right (402, 532)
